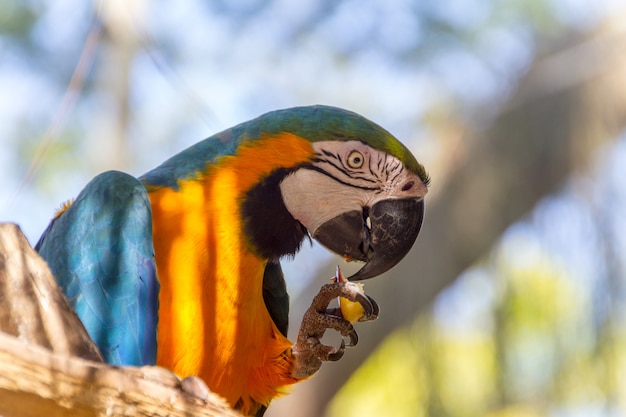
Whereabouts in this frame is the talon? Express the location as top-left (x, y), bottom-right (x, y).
top-left (350, 291), bottom-right (379, 322)
top-left (361, 294), bottom-right (379, 321)
top-left (328, 340), bottom-right (345, 361)
top-left (345, 328), bottom-right (358, 347)
top-left (335, 266), bottom-right (380, 323)
top-left (368, 294), bottom-right (380, 318)
top-left (325, 307), bottom-right (342, 317)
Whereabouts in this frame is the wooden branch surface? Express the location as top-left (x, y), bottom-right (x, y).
top-left (0, 223), bottom-right (102, 361)
top-left (0, 223), bottom-right (242, 417)
top-left (0, 332), bottom-right (241, 417)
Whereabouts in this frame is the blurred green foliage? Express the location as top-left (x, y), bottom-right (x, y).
top-left (329, 263), bottom-right (618, 416)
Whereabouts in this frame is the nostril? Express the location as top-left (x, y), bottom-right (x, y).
top-left (402, 181), bottom-right (414, 191)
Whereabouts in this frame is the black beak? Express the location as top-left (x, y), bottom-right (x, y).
top-left (313, 198), bottom-right (424, 281)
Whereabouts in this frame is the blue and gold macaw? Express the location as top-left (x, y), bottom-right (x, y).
top-left (36, 105), bottom-right (429, 416)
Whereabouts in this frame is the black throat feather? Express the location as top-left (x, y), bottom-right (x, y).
top-left (241, 168), bottom-right (309, 261)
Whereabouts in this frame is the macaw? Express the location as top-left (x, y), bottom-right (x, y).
top-left (35, 105), bottom-right (429, 416)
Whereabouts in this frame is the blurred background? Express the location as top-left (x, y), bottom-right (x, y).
top-left (1, 0), bottom-right (626, 416)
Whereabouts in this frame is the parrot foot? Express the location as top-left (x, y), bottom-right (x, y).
top-left (290, 281), bottom-right (379, 379)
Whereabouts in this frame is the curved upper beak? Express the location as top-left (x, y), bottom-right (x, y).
top-left (312, 198), bottom-right (424, 281)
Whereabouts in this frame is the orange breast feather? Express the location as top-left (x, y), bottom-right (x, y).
top-left (148, 133), bottom-right (313, 414)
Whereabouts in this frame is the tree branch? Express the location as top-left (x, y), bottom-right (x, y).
top-left (0, 223), bottom-right (242, 417)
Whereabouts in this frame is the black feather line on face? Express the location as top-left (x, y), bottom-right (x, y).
top-left (300, 165), bottom-right (380, 191)
top-left (321, 149), bottom-right (339, 160)
top-left (315, 151), bottom-right (352, 177)
top-left (312, 150), bottom-right (380, 186)
top-left (241, 168), bottom-right (309, 261)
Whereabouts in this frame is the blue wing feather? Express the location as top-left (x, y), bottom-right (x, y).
top-left (36, 170), bottom-right (159, 366)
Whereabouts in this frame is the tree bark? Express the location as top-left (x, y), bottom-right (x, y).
top-left (0, 331), bottom-right (242, 417)
top-left (0, 223), bottom-right (102, 361)
top-left (0, 223), bottom-right (241, 417)
top-left (267, 20), bottom-right (626, 417)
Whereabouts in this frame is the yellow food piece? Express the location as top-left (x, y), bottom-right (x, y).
top-left (340, 283), bottom-right (365, 323)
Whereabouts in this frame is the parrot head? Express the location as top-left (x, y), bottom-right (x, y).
top-left (239, 105), bottom-right (429, 281)
top-left (280, 136), bottom-right (428, 280)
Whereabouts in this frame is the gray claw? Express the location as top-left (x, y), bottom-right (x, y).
top-left (350, 290), bottom-right (380, 322)
top-left (345, 329), bottom-right (358, 347)
top-left (363, 294), bottom-right (380, 321)
top-left (327, 340), bottom-right (346, 361)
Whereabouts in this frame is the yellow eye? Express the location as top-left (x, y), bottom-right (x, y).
top-left (347, 151), bottom-right (364, 168)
